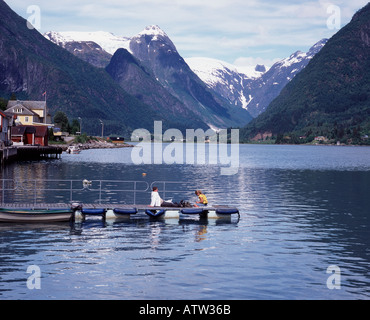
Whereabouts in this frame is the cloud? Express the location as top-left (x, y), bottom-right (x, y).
top-left (6, 0), bottom-right (370, 63)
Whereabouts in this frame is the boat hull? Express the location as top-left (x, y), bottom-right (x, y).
top-left (0, 208), bottom-right (74, 223)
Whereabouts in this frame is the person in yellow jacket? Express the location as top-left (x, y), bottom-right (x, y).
top-left (194, 190), bottom-right (208, 207)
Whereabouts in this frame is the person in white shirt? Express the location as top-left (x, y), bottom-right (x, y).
top-left (149, 186), bottom-right (163, 207)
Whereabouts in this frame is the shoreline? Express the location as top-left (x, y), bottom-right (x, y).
top-left (59, 141), bottom-right (134, 151)
top-left (53, 136), bottom-right (135, 152)
top-left (53, 139), bottom-right (370, 151)
top-left (240, 142), bottom-right (370, 147)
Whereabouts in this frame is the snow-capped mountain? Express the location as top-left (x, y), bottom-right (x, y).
top-left (243, 38), bottom-right (328, 117)
top-left (185, 57), bottom-right (266, 83)
top-left (185, 57), bottom-right (266, 110)
top-left (136, 25), bottom-right (170, 41)
top-left (44, 31), bottom-right (131, 55)
top-left (43, 27), bottom-right (327, 120)
top-left (186, 39), bottom-right (328, 117)
top-left (126, 25), bottom-right (253, 128)
top-left (44, 26), bottom-right (253, 129)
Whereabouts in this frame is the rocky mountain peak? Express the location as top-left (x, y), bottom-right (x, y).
top-left (130, 25), bottom-right (177, 55)
top-left (308, 38), bottom-right (329, 55)
top-left (255, 64), bottom-right (266, 73)
top-left (138, 25), bottom-right (168, 38)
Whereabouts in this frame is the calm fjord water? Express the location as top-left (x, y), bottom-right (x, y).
top-left (0, 144), bottom-right (369, 300)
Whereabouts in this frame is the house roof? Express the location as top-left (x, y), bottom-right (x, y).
top-left (11, 126), bottom-right (36, 135)
top-left (6, 103), bottom-right (37, 116)
top-left (6, 100), bottom-right (51, 119)
top-left (35, 126), bottom-right (48, 136)
top-left (7, 100), bottom-right (47, 111)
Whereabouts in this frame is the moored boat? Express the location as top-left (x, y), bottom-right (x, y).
top-left (66, 145), bottom-right (81, 154)
top-left (0, 208), bottom-right (74, 223)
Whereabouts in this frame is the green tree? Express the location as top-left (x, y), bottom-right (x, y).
top-left (0, 98), bottom-right (8, 111)
top-left (70, 119), bottom-right (80, 135)
top-left (53, 111), bottom-right (69, 132)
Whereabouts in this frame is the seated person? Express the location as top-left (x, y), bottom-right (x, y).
top-left (194, 190), bottom-right (208, 207)
top-left (149, 186), bottom-right (163, 207)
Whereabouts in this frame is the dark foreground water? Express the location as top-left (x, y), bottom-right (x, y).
top-left (0, 144), bottom-right (369, 300)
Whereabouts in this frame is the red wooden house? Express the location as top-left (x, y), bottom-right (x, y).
top-left (11, 125), bottom-right (49, 146)
top-left (35, 126), bottom-right (48, 146)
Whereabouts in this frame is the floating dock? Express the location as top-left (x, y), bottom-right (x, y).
top-left (0, 179), bottom-right (240, 223)
top-left (0, 203), bottom-right (240, 222)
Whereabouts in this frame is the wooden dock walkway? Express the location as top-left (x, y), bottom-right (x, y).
top-left (15, 146), bottom-right (63, 160)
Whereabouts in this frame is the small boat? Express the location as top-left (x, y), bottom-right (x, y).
top-left (66, 145), bottom-right (81, 154)
top-left (0, 208), bottom-right (74, 223)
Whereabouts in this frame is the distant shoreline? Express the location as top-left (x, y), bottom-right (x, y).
top-left (58, 141), bottom-right (134, 152)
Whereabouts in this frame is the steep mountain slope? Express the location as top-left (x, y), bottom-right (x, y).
top-left (106, 48), bottom-right (208, 130)
top-left (187, 39), bottom-right (327, 118)
top-left (185, 57), bottom-right (266, 112)
top-left (241, 3), bottom-right (370, 143)
top-left (43, 32), bottom-right (112, 68)
top-left (128, 25), bottom-right (253, 129)
top-left (44, 27), bottom-right (253, 129)
top-left (245, 39), bottom-right (328, 118)
top-left (0, 0), bottom-right (159, 135)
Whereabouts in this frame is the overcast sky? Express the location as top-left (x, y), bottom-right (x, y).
top-left (6, 0), bottom-right (369, 68)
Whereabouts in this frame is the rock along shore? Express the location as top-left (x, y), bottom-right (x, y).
top-left (60, 138), bottom-right (134, 151)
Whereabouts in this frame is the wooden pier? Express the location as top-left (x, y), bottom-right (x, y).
top-left (0, 147), bottom-right (17, 165)
top-left (0, 146), bottom-right (63, 165)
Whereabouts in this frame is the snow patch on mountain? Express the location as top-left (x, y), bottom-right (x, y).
top-left (43, 26), bottom-right (328, 120)
top-left (185, 57), bottom-right (266, 110)
top-left (137, 25), bottom-right (168, 39)
top-left (186, 38), bottom-right (328, 117)
top-left (186, 57), bottom-right (265, 83)
top-left (44, 31), bottom-right (131, 55)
